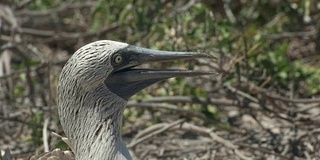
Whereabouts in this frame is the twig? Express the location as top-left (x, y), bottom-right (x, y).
top-left (237, 143), bottom-right (290, 159)
top-left (264, 93), bottom-right (320, 103)
top-left (52, 132), bottom-right (74, 152)
top-left (127, 101), bottom-right (207, 120)
top-left (174, 0), bottom-right (197, 13)
top-left (129, 96), bottom-right (237, 106)
top-left (42, 118), bottom-right (49, 152)
top-left (16, 1), bottom-right (96, 16)
top-left (264, 30), bottom-right (317, 39)
top-left (225, 84), bottom-right (259, 103)
top-left (128, 119), bottom-right (185, 148)
top-left (223, 0), bottom-right (236, 23)
top-left (20, 23), bottom-right (121, 42)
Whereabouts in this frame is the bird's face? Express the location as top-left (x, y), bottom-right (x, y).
top-left (104, 41), bottom-right (213, 100)
top-left (60, 40), bottom-right (213, 101)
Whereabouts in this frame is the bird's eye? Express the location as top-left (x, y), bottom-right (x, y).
top-left (114, 54), bottom-right (123, 64)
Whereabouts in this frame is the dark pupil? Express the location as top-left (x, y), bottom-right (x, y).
top-left (116, 56), bottom-right (121, 62)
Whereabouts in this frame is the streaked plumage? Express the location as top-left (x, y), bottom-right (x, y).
top-left (34, 40), bottom-right (212, 160)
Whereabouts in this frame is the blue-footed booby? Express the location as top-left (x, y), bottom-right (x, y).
top-left (57, 40), bottom-right (213, 160)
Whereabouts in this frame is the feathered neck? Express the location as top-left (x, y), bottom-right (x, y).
top-left (58, 84), bottom-right (131, 160)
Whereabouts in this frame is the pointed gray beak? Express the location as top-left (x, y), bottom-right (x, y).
top-left (111, 45), bottom-right (213, 72)
top-left (105, 45), bottom-right (214, 100)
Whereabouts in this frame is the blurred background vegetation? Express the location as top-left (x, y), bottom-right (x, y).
top-left (0, 0), bottom-right (320, 159)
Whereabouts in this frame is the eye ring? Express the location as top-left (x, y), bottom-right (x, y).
top-left (114, 54), bottom-right (123, 64)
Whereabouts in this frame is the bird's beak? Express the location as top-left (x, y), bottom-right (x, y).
top-left (105, 45), bottom-right (214, 100)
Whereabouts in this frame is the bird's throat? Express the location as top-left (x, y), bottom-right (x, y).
top-left (60, 85), bottom-right (131, 160)
top-left (74, 109), bottom-right (131, 160)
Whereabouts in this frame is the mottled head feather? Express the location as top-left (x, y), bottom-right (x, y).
top-left (59, 40), bottom-right (128, 90)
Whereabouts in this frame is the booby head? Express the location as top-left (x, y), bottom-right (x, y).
top-left (58, 40), bottom-right (213, 160)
